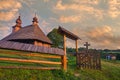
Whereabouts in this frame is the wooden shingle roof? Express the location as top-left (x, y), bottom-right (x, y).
top-left (58, 26), bottom-right (81, 40)
top-left (2, 25), bottom-right (52, 44)
top-left (0, 40), bottom-right (64, 55)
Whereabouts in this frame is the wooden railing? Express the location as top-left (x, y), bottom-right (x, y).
top-left (0, 49), bottom-right (65, 70)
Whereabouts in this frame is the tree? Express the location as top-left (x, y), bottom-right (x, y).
top-left (47, 28), bottom-right (63, 48)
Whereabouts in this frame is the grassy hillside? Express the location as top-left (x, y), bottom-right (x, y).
top-left (0, 49), bottom-right (120, 80)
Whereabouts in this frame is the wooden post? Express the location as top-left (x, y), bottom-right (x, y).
top-left (75, 40), bottom-right (79, 67)
top-left (64, 35), bottom-right (67, 55)
top-left (76, 40), bottom-right (78, 53)
top-left (62, 34), bottom-right (67, 71)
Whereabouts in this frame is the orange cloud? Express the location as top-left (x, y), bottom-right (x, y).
top-left (0, 0), bottom-right (22, 21)
top-left (73, 0), bottom-right (99, 5)
top-left (108, 0), bottom-right (120, 18)
top-left (54, 0), bottom-right (66, 10)
top-left (59, 15), bottom-right (81, 23)
top-left (87, 25), bottom-right (113, 38)
top-left (69, 25), bottom-right (120, 49)
top-left (85, 25), bottom-right (120, 49)
top-left (0, 11), bottom-right (17, 21)
top-left (0, 0), bottom-right (21, 10)
top-left (54, 0), bottom-right (104, 20)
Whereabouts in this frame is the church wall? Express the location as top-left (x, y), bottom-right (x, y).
top-left (34, 41), bottom-right (51, 47)
top-left (13, 27), bottom-right (21, 32)
top-left (43, 43), bottom-right (51, 47)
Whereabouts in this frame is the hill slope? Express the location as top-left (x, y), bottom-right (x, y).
top-left (0, 49), bottom-right (120, 80)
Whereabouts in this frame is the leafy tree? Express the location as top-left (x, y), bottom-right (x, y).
top-left (47, 28), bottom-right (63, 48)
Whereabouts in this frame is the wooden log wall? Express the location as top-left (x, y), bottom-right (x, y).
top-left (34, 41), bottom-right (51, 47)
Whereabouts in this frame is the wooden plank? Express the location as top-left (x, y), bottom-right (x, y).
top-left (3, 52), bottom-right (61, 59)
top-left (28, 53), bottom-right (61, 59)
top-left (0, 66), bottom-right (61, 70)
top-left (0, 58), bottom-right (61, 65)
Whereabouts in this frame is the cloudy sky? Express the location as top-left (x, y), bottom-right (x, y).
top-left (0, 0), bottom-right (120, 49)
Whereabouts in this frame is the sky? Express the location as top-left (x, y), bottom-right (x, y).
top-left (0, 0), bottom-right (120, 49)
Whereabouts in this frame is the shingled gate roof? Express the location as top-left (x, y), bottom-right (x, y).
top-left (2, 25), bottom-right (52, 44)
top-left (58, 26), bottom-right (81, 40)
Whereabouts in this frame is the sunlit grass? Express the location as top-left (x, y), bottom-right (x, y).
top-left (0, 49), bottom-right (120, 80)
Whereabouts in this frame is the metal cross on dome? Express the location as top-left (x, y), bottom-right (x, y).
top-left (84, 42), bottom-right (90, 50)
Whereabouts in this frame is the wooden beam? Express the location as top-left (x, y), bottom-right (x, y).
top-left (28, 53), bottom-right (61, 59)
top-left (64, 35), bottom-right (66, 55)
top-left (1, 52), bottom-right (61, 59)
top-left (62, 35), bottom-right (67, 71)
top-left (0, 58), bottom-right (61, 65)
top-left (0, 66), bottom-right (61, 70)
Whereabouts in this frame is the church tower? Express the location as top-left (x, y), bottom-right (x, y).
top-left (12, 16), bottom-right (22, 33)
top-left (32, 16), bottom-right (38, 26)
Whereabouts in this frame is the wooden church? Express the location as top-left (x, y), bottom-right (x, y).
top-left (0, 15), bottom-right (81, 71)
top-left (2, 16), bottom-right (52, 47)
top-left (0, 16), bottom-right (64, 55)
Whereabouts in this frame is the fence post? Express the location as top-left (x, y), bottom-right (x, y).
top-left (75, 40), bottom-right (79, 68)
top-left (61, 34), bottom-right (67, 71)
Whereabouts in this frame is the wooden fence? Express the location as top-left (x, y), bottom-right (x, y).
top-left (0, 49), bottom-right (65, 70)
top-left (76, 50), bottom-right (101, 70)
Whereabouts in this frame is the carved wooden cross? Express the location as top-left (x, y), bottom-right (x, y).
top-left (84, 42), bottom-right (90, 50)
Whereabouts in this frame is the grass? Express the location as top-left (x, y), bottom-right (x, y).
top-left (0, 49), bottom-right (120, 80)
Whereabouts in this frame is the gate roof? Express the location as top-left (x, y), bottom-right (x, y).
top-left (58, 26), bottom-right (81, 40)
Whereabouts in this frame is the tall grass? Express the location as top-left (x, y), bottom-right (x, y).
top-left (0, 49), bottom-right (120, 80)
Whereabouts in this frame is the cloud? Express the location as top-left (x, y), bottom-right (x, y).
top-left (19, 0), bottom-right (35, 7)
top-left (0, 11), bottom-right (17, 21)
top-left (0, 0), bottom-right (21, 10)
top-left (54, 0), bottom-right (66, 10)
top-left (54, 0), bottom-right (99, 11)
top-left (54, 0), bottom-right (104, 20)
top-left (59, 15), bottom-right (81, 23)
top-left (85, 26), bottom-right (114, 47)
top-left (40, 20), bottom-right (52, 35)
top-left (86, 25), bottom-right (120, 49)
top-left (70, 25), bottom-right (120, 49)
top-left (0, 25), bottom-right (10, 40)
top-left (41, 20), bottom-right (50, 27)
top-left (73, 0), bottom-right (99, 5)
top-left (0, 0), bottom-right (22, 21)
top-left (108, 0), bottom-right (120, 18)
top-left (87, 25), bottom-right (113, 38)
top-left (117, 46), bottom-right (120, 49)
top-left (43, 0), bottom-right (49, 3)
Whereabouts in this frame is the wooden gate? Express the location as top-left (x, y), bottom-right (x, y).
top-left (76, 50), bottom-right (101, 70)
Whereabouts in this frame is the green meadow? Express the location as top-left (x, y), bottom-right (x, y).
top-left (0, 49), bottom-right (120, 80)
